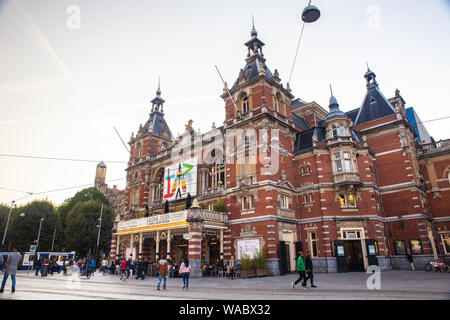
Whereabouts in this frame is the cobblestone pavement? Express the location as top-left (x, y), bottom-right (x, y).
top-left (0, 270), bottom-right (448, 300)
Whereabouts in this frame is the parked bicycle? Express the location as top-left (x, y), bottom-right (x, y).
top-left (425, 259), bottom-right (449, 273)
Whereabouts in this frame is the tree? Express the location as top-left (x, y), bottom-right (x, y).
top-left (6, 200), bottom-right (60, 252)
top-left (65, 200), bottom-right (114, 258)
top-left (58, 187), bottom-right (110, 249)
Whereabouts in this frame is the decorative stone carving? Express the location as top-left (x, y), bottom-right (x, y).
top-left (240, 224), bottom-right (257, 237)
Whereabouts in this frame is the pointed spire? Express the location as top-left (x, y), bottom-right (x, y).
top-left (325, 84), bottom-right (346, 121)
top-left (364, 62), bottom-right (378, 89)
top-left (251, 14), bottom-right (257, 38)
top-left (151, 77), bottom-right (165, 112)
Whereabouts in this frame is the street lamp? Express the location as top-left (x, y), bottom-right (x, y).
top-left (33, 218), bottom-right (44, 264)
top-left (0, 200), bottom-right (16, 252)
top-left (96, 204), bottom-right (104, 261)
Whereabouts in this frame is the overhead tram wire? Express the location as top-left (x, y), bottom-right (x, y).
top-left (0, 154), bottom-right (127, 164)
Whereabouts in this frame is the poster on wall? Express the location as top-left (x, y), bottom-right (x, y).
top-left (409, 240), bottom-right (423, 255)
top-left (337, 246), bottom-right (345, 256)
top-left (368, 245), bottom-right (376, 255)
top-left (163, 158), bottom-right (197, 201)
top-left (237, 239), bottom-right (260, 259)
top-left (394, 240), bottom-right (406, 255)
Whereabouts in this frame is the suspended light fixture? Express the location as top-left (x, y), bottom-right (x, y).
top-left (302, 1), bottom-right (321, 23)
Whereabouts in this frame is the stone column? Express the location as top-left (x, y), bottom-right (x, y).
top-left (155, 230), bottom-right (160, 261)
top-left (220, 229), bottom-right (224, 266)
top-left (139, 233), bottom-right (143, 258)
top-left (116, 235), bottom-right (121, 259)
top-left (186, 206), bottom-right (204, 278)
top-left (130, 234), bottom-right (134, 260)
top-left (167, 229), bottom-right (171, 260)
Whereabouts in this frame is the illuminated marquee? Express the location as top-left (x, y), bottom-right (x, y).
top-left (163, 158), bottom-right (197, 201)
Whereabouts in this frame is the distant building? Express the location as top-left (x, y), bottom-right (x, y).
top-left (108, 25), bottom-right (450, 274)
top-left (94, 161), bottom-right (126, 220)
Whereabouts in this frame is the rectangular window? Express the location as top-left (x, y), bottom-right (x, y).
top-left (394, 240), bottom-right (406, 255)
top-left (280, 196), bottom-right (289, 209)
top-left (347, 193), bottom-right (356, 207)
top-left (441, 234), bottom-right (450, 255)
top-left (335, 153), bottom-right (343, 173)
top-left (309, 231), bottom-right (318, 258)
top-left (241, 195), bottom-right (255, 210)
top-left (340, 193), bottom-right (357, 208)
top-left (343, 152), bottom-right (352, 172)
top-left (409, 239), bottom-right (423, 255)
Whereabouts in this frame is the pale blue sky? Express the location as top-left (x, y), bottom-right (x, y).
top-left (1, 0), bottom-right (449, 206)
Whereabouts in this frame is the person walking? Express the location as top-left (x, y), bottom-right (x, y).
top-left (304, 251), bottom-right (317, 288)
top-left (101, 258), bottom-right (108, 275)
top-left (120, 258), bottom-right (127, 281)
top-left (33, 255), bottom-right (41, 276)
top-left (126, 258), bottom-right (132, 279)
top-left (405, 250), bottom-right (415, 271)
top-left (156, 257), bottom-right (168, 290)
top-left (0, 247), bottom-right (22, 293)
top-left (226, 257), bottom-right (235, 280)
top-left (135, 258), bottom-right (145, 280)
top-left (292, 251), bottom-right (307, 290)
top-left (179, 258), bottom-right (192, 289)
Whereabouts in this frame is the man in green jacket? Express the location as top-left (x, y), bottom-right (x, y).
top-left (292, 251), bottom-right (307, 290)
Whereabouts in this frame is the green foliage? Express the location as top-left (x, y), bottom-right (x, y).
top-left (199, 203), bottom-right (206, 210)
top-left (65, 200), bottom-right (114, 257)
top-left (2, 200), bottom-right (61, 252)
top-left (240, 254), bottom-right (254, 270)
top-left (212, 200), bottom-right (225, 213)
top-left (255, 246), bottom-right (267, 269)
top-left (58, 187), bottom-right (110, 249)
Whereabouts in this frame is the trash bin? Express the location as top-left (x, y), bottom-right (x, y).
top-left (41, 264), bottom-right (48, 277)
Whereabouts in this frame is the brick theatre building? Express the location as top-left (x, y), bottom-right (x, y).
top-left (108, 25), bottom-right (450, 275)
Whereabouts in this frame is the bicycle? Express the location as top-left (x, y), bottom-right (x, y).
top-left (425, 259), bottom-right (449, 273)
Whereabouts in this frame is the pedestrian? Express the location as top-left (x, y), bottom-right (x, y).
top-left (102, 258), bottom-right (108, 275)
top-left (126, 258), bottom-right (132, 278)
top-left (292, 251), bottom-right (307, 290)
top-left (34, 255), bottom-right (41, 276)
top-left (143, 257), bottom-right (149, 276)
top-left (135, 258), bottom-right (145, 280)
top-left (226, 257), bottom-right (235, 280)
top-left (156, 257), bottom-right (168, 290)
top-left (120, 258), bottom-right (127, 281)
top-left (405, 250), bottom-right (415, 271)
top-left (179, 258), bottom-right (191, 289)
top-left (304, 250), bottom-right (317, 288)
top-left (0, 247), bottom-right (21, 293)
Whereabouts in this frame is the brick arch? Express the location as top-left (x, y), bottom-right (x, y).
top-left (152, 167), bottom-right (165, 183)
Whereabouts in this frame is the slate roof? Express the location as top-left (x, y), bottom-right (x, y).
top-left (291, 113), bottom-right (311, 131)
top-left (143, 111), bottom-right (173, 140)
top-left (345, 108), bottom-right (360, 123)
top-left (294, 127), bottom-right (326, 153)
top-left (291, 98), bottom-right (309, 111)
top-left (354, 85), bottom-right (396, 125)
top-left (231, 56), bottom-right (274, 90)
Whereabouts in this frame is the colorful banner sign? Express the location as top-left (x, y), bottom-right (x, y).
top-left (163, 158), bottom-right (197, 201)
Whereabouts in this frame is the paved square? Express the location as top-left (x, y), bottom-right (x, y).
top-left (0, 270), bottom-right (449, 300)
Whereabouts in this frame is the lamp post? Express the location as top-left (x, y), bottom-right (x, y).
top-left (0, 200), bottom-right (15, 252)
top-left (51, 228), bottom-right (56, 252)
top-left (96, 203), bottom-right (103, 261)
top-left (34, 218), bottom-right (44, 263)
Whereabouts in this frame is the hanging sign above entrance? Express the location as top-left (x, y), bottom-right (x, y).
top-left (183, 233), bottom-right (192, 240)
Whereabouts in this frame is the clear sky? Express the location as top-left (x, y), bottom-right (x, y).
top-left (1, 0), bottom-right (449, 206)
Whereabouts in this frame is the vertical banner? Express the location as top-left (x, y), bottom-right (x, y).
top-left (163, 158), bottom-right (197, 201)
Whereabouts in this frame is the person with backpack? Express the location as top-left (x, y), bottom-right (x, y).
top-left (156, 257), bottom-right (169, 290)
top-left (292, 251), bottom-right (307, 290)
top-left (179, 258), bottom-right (192, 289)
